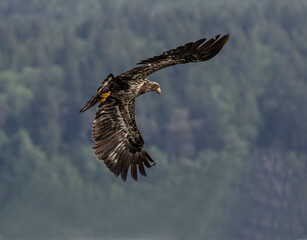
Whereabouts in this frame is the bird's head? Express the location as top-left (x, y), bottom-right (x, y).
top-left (139, 80), bottom-right (161, 96)
top-left (151, 81), bottom-right (161, 94)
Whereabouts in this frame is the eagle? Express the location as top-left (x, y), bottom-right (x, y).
top-left (80, 34), bottom-right (230, 181)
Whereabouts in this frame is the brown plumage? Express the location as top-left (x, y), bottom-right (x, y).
top-left (80, 34), bottom-right (230, 181)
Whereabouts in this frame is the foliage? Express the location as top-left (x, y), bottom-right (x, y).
top-left (0, 0), bottom-right (307, 239)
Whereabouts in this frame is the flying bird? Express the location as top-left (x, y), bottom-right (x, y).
top-left (80, 34), bottom-right (230, 181)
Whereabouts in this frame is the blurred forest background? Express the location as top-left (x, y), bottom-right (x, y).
top-left (0, 0), bottom-right (307, 239)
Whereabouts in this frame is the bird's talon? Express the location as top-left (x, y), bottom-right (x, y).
top-left (98, 91), bottom-right (111, 103)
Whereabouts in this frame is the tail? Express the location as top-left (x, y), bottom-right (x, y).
top-left (80, 73), bottom-right (114, 113)
top-left (79, 94), bottom-right (99, 113)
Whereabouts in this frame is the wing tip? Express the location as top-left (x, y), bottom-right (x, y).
top-left (221, 33), bottom-right (231, 43)
top-left (98, 149), bottom-right (155, 182)
top-left (137, 33), bottom-right (230, 66)
top-left (119, 150), bottom-right (156, 182)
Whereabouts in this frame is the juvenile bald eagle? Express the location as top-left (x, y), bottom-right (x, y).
top-left (80, 34), bottom-right (230, 181)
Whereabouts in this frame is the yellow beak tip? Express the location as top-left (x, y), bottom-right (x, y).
top-left (157, 87), bottom-right (161, 94)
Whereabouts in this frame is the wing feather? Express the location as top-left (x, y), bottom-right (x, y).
top-left (137, 153), bottom-right (147, 177)
top-left (131, 161), bottom-right (138, 181)
top-left (92, 98), bottom-right (155, 181)
top-left (118, 34), bottom-right (230, 79)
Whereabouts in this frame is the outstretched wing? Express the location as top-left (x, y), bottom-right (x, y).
top-left (119, 34), bottom-right (230, 80)
top-left (92, 97), bottom-right (155, 181)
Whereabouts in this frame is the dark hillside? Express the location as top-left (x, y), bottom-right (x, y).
top-left (0, 1), bottom-right (306, 239)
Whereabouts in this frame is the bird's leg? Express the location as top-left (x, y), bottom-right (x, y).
top-left (98, 91), bottom-right (111, 103)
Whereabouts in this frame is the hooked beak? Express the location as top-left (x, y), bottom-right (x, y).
top-left (157, 87), bottom-right (161, 94)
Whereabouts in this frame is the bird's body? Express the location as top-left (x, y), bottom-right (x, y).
top-left (80, 34), bottom-right (230, 181)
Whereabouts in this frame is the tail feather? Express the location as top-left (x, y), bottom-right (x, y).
top-left (80, 73), bottom-right (115, 113)
top-left (79, 94), bottom-right (99, 113)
